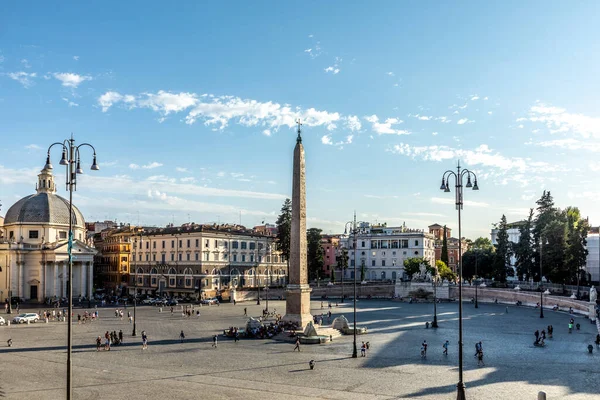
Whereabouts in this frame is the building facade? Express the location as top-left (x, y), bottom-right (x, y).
top-left (93, 223), bottom-right (288, 298)
top-left (320, 235), bottom-right (339, 279)
top-left (339, 223), bottom-right (435, 282)
top-left (0, 166), bottom-right (96, 303)
top-left (428, 223), bottom-right (468, 273)
top-left (93, 225), bottom-right (133, 291)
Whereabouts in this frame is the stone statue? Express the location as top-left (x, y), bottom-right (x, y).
top-left (411, 263), bottom-right (432, 282)
top-left (590, 286), bottom-right (597, 303)
top-left (419, 263), bottom-right (427, 276)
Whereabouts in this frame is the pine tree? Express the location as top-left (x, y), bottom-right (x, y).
top-left (493, 215), bottom-right (512, 282)
top-left (441, 225), bottom-right (449, 265)
top-left (514, 209), bottom-right (535, 281)
top-left (307, 228), bottom-right (324, 281)
top-left (564, 207), bottom-right (589, 285)
top-left (275, 198), bottom-right (292, 270)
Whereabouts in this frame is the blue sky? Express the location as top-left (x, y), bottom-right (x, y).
top-left (1, 1), bottom-right (600, 239)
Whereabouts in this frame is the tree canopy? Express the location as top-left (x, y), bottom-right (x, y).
top-left (403, 257), bottom-right (433, 277)
top-left (275, 198), bottom-right (291, 264)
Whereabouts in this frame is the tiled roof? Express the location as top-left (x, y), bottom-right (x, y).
top-left (4, 192), bottom-right (84, 227)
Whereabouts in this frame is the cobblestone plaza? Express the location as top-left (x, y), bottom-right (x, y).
top-left (1, 300), bottom-right (598, 399)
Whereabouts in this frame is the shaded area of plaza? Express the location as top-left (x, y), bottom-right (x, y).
top-left (0, 300), bottom-right (599, 399)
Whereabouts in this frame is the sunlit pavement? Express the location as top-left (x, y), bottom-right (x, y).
top-left (0, 300), bottom-right (598, 399)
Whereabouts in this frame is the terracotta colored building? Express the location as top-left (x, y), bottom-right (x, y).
top-left (320, 235), bottom-right (340, 279)
top-left (428, 223), bottom-right (468, 273)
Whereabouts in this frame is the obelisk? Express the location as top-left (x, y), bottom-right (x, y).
top-left (283, 120), bottom-right (313, 328)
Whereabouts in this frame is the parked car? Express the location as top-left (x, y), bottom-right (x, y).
top-left (166, 299), bottom-right (178, 306)
top-left (13, 313), bottom-right (40, 324)
top-left (153, 298), bottom-right (167, 306)
top-left (201, 297), bottom-right (219, 305)
top-left (141, 298), bottom-right (154, 305)
top-left (0, 316), bottom-right (5, 326)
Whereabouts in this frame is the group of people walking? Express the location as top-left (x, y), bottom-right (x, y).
top-left (96, 330), bottom-right (124, 351)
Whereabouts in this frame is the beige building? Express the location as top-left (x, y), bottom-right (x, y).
top-left (0, 165), bottom-right (96, 303)
top-left (122, 223), bottom-right (287, 299)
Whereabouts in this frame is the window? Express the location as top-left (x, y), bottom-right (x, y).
top-left (361, 241), bottom-right (365, 247)
top-left (450, 256), bottom-right (454, 263)
top-left (170, 254), bottom-right (174, 261)
top-left (153, 242), bottom-right (156, 249)
top-left (169, 278), bottom-right (175, 286)
top-left (195, 239), bottom-right (199, 247)
top-left (153, 254), bottom-right (157, 261)
top-left (204, 253), bottom-right (209, 261)
top-left (59, 231), bottom-right (67, 239)
top-left (351, 259), bottom-right (355, 267)
top-left (146, 242), bottom-right (150, 249)
top-left (186, 254), bottom-right (190, 261)
top-left (185, 278), bottom-right (192, 286)
top-left (179, 240), bottom-right (182, 247)
top-left (9, 231), bottom-right (14, 239)
top-left (195, 253), bottom-right (199, 261)
top-left (382, 251), bottom-right (386, 256)
top-left (250, 254), bottom-right (254, 262)
top-left (382, 260), bottom-right (386, 267)
top-left (215, 240), bottom-right (218, 247)
top-left (171, 240), bottom-right (175, 248)
top-left (392, 251), bottom-right (396, 256)
top-left (187, 239), bottom-right (191, 248)
top-left (179, 253), bottom-right (182, 261)
top-left (415, 240), bottom-right (419, 246)
top-left (233, 255), bottom-right (237, 262)
top-left (232, 241), bottom-right (238, 249)
top-left (241, 242), bottom-right (247, 250)
top-left (139, 254), bottom-right (142, 261)
top-left (162, 240), bottom-right (165, 249)
top-left (371, 260), bottom-right (375, 266)
top-left (162, 254), bottom-right (166, 263)
top-left (146, 254), bottom-right (149, 261)
top-left (151, 277), bottom-right (157, 285)
top-left (414, 251), bottom-right (419, 255)
top-left (249, 242), bottom-right (256, 250)
top-left (401, 240), bottom-right (408, 248)
top-left (242, 255), bottom-right (246, 262)
top-left (403, 251), bottom-right (407, 255)
top-left (29, 230), bottom-right (39, 239)
top-left (205, 239), bottom-right (210, 247)
top-left (371, 251), bottom-right (376, 257)
top-left (121, 256), bottom-right (127, 262)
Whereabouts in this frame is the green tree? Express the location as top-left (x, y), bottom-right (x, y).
top-left (403, 257), bottom-right (433, 277)
top-left (564, 207), bottom-right (589, 284)
top-left (492, 214), bottom-right (513, 282)
top-left (306, 228), bottom-right (324, 281)
top-left (275, 199), bottom-right (292, 272)
top-left (436, 260), bottom-right (456, 281)
top-left (471, 237), bottom-right (493, 251)
top-left (542, 217), bottom-right (567, 283)
top-left (514, 209), bottom-right (535, 281)
top-left (462, 247), bottom-right (495, 280)
top-left (441, 225), bottom-right (449, 265)
top-left (335, 247), bottom-right (349, 282)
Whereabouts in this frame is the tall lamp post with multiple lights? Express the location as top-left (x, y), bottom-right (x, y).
top-left (344, 212), bottom-right (365, 359)
top-left (132, 228), bottom-right (143, 336)
top-left (45, 136), bottom-right (99, 400)
top-left (474, 252), bottom-right (479, 309)
top-left (439, 162), bottom-right (479, 400)
top-left (539, 239), bottom-right (545, 318)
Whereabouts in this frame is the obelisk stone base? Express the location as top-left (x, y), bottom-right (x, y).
top-left (283, 284), bottom-right (313, 328)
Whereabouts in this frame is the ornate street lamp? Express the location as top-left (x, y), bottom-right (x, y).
top-left (474, 251), bottom-right (479, 309)
top-left (344, 212), bottom-right (366, 359)
top-left (46, 135), bottom-right (99, 400)
top-left (439, 161), bottom-right (479, 400)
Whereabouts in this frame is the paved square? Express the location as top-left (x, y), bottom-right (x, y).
top-left (1, 300), bottom-right (599, 399)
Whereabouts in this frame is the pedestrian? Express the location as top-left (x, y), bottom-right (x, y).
top-left (360, 341), bottom-right (366, 357)
top-left (548, 325), bottom-right (553, 338)
top-left (568, 322), bottom-right (573, 333)
top-left (212, 334), bottom-right (218, 348)
top-left (422, 340), bottom-right (428, 357)
top-left (77, 314), bottom-right (81, 324)
top-left (233, 299), bottom-right (236, 306)
top-left (96, 336), bottom-right (102, 351)
top-left (595, 334), bottom-right (600, 349)
top-left (244, 307), bottom-right (247, 316)
top-left (119, 330), bottom-right (124, 344)
top-left (234, 331), bottom-right (240, 343)
top-left (321, 301), bottom-right (324, 309)
top-left (141, 331), bottom-right (148, 350)
top-left (443, 340), bottom-right (449, 355)
top-left (294, 337), bottom-right (301, 352)
top-left (477, 350), bottom-right (485, 367)
top-left (180, 330), bottom-right (185, 343)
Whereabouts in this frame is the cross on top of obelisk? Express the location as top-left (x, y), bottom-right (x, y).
top-left (296, 118), bottom-right (302, 144)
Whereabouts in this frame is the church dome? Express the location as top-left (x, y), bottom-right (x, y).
top-left (3, 166), bottom-right (85, 228)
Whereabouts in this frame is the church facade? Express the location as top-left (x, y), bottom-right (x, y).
top-left (0, 165), bottom-right (96, 303)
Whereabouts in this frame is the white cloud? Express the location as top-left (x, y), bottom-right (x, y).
top-left (484, 97), bottom-right (489, 100)
top-left (387, 72), bottom-right (395, 77)
top-left (321, 135), bottom-right (332, 145)
top-left (364, 115), bottom-right (409, 135)
top-left (470, 95), bottom-right (480, 101)
top-left (524, 101), bottom-right (600, 138)
top-left (62, 97), bottom-right (79, 107)
top-left (435, 116), bottom-right (451, 123)
top-left (432, 132), bottom-right (438, 136)
top-left (73, 56), bottom-right (79, 61)
top-left (488, 111), bottom-right (493, 115)
top-left (262, 129), bottom-right (271, 136)
top-left (21, 59), bottom-right (31, 68)
top-left (457, 118), bottom-right (474, 125)
top-left (175, 167), bottom-right (188, 172)
top-left (431, 197), bottom-right (489, 208)
top-left (4, 71), bottom-right (36, 87)
top-left (25, 144), bottom-right (42, 150)
top-left (53, 72), bottom-right (92, 88)
top-left (180, 177), bottom-right (195, 183)
top-left (388, 143), bottom-right (562, 186)
top-left (345, 115), bottom-right (362, 131)
top-left (324, 66), bottom-right (340, 74)
top-left (304, 43), bottom-right (322, 59)
top-left (129, 162), bottom-right (163, 170)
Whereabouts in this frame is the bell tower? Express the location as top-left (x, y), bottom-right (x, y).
top-left (36, 165), bottom-right (57, 194)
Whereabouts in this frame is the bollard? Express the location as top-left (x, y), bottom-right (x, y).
top-left (7, 321), bottom-right (10, 327)
top-left (538, 391), bottom-right (546, 400)
top-left (27, 320), bottom-right (30, 325)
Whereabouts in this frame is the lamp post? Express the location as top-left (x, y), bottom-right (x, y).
top-left (344, 212), bottom-right (365, 359)
top-left (45, 135), bottom-right (99, 400)
top-left (439, 161), bottom-right (479, 400)
top-left (432, 270), bottom-right (439, 328)
top-left (540, 239), bottom-right (544, 318)
top-left (132, 228), bottom-right (142, 336)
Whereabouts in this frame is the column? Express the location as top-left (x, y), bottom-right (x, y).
top-left (41, 262), bottom-right (46, 301)
top-left (80, 262), bottom-right (85, 298)
top-left (62, 262), bottom-right (67, 298)
top-left (53, 263), bottom-right (58, 298)
top-left (18, 262), bottom-right (24, 298)
top-left (88, 263), bottom-right (93, 298)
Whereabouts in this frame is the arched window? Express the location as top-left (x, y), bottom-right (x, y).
top-left (183, 268), bottom-right (192, 275)
top-left (392, 271), bottom-right (397, 281)
top-left (150, 268), bottom-right (158, 275)
top-left (137, 267), bottom-right (144, 274)
top-left (168, 268), bottom-right (177, 275)
top-left (381, 271), bottom-right (386, 280)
